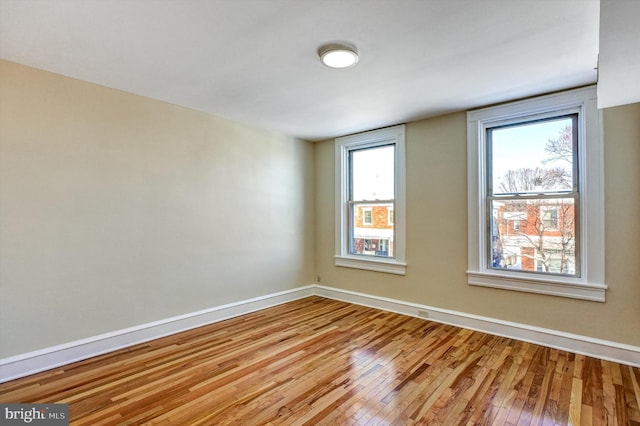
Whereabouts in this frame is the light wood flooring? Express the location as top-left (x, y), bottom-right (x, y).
top-left (1, 296), bottom-right (639, 425)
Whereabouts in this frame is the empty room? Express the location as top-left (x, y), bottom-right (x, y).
top-left (1, 0), bottom-right (639, 424)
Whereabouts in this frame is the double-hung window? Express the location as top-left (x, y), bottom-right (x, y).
top-left (335, 125), bottom-right (406, 275)
top-left (488, 115), bottom-right (578, 276)
top-left (467, 86), bottom-right (605, 301)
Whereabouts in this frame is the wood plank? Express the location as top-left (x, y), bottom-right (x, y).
top-left (568, 377), bottom-right (583, 425)
top-left (601, 361), bottom-right (619, 425)
top-left (0, 296), bottom-right (639, 425)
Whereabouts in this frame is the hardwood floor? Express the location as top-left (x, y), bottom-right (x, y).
top-left (1, 296), bottom-right (639, 425)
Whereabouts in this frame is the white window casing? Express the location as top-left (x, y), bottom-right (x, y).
top-left (335, 125), bottom-right (407, 275)
top-left (467, 86), bottom-right (606, 301)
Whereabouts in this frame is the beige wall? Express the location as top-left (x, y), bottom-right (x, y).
top-left (315, 103), bottom-right (640, 347)
top-left (0, 61), bottom-right (315, 357)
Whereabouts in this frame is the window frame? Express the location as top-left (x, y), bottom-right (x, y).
top-left (335, 125), bottom-right (407, 275)
top-left (467, 86), bottom-right (606, 301)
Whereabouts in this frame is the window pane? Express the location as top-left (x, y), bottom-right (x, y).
top-left (490, 198), bottom-right (576, 276)
top-left (351, 145), bottom-right (394, 201)
top-left (350, 203), bottom-right (394, 257)
top-left (490, 117), bottom-right (575, 195)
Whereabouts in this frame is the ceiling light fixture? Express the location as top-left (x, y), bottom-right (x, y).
top-left (318, 43), bottom-right (359, 69)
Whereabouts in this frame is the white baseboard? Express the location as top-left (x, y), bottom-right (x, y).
top-left (314, 285), bottom-right (640, 367)
top-left (3, 283), bottom-right (638, 383)
top-left (0, 285), bottom-right (315, 383)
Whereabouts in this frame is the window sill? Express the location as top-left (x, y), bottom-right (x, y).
top-left (335, 255), bottom-right (407, 275)
top-left (467, 271), bottom-right (607, 302)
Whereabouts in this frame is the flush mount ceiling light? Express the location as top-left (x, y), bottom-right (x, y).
top-left (318, 43), bottom-right (359, 69)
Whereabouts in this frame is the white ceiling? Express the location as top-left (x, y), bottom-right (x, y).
top-left (0, 0), bottom-right (600, 141)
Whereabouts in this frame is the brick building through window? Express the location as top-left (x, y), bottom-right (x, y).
top-left (352, 204), bottom-right (394, 257)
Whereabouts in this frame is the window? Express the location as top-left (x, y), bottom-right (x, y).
top-left (467, 86), bottom-right (605, 301)
top-left (540, 206), bottom-right (559, 230)
top-left (378, 239), bottom-right (389, 256)
top-left (488, 117), bottom-right (577, 276)
top-left (335, 125), bottom-right (406, 274)
top-left (362, 208), bottom-right (373, 225)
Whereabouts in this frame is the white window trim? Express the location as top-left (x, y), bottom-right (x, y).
top-left (467, 86), bottom-right (606, 302)
top-left (335, 125), bottom-right (407, 275)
